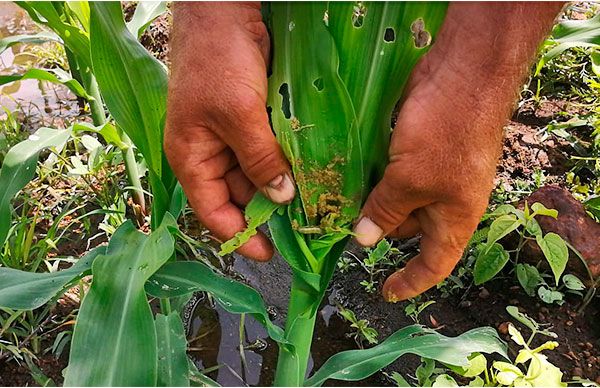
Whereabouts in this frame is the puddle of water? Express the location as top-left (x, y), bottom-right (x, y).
top-left (184, 293), bottom-right (279, 386)
top-left (0, 3), bottom-right (79, 124)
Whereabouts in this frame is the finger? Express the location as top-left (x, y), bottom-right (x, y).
top-left (353, 168), bottom-right (429, 247)
top-left (388, 215), bottom-right (421, 239)
top-left (224, 165), bottom-right (256, 207)
top-left (166, 132), bottom-right (273, 261)
top-left (382, 204), bottom-right (479, 301)
top-left (191, 173), bottom-right (273, 262)
top-left (221, 97), bottom-right (295, 205)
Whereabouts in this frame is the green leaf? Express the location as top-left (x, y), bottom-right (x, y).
top-left (219, 192), bottom-right (283, 255)
top-left (156, 312), bottom-right (189, 387)
top-left (0, 31), bottom-right (60, 55)
top-left (0, 68), bottom-right (92, 100)
top-left (89, 1), bottom-right (175, 225)
top-left (537, 286), bottom-right (564, 305)
top-left (537, 14), bottom-right (600, 74)
top-left (536, 232), bottom-right (568, 285)
top-left (530, 202), bottom-right (558, 218)
top-left (506, 306), bottom-right (538, 333)
top-left (473, 243), bottom-right (510, 285)
top-left (71, 122), bottom-right (127, 149)
top-left (563, 274), bottom-right (585, 291)
top-left (0, 127), bottom-right (71, 247)
top-left (88, 1), bottom-right (166, 174)
top-left (446, 353), bottom-right (487, 378)
top-left (305, 326), bottom-right (507, 386)
top-left (387, 372), bottom-right (411, 387)
top-left (365, 239), bottom-right (391, 266)
top-left (64, 216), bottom-right (176, 386)
top-left (525, 218), bottom-right (542, 237)
top-left (327, 2), bottom-right (448, 195)
top-left (516, 264), bottom-right (543, 296)
top-left (584, 196), bottom-right (600, 221)
top-left (432, 374), bottom-right (458, 387)
top-left (127, 1), bottom-right (167, 38)
top-left (592, 50), bottom-right (600, 78)
top-left (16, 2), bottom-right (92, 68)
top-left (89, 2), bottom-right (168, 182)
top-left (0, 246), bottom-right (104, 310)
top-left (188, 360), bottom-right (220, 387)
top-left (65, 2), bottom-right (90, 31)
top-left (486, 214), bottom-right (521, 245)
top-left (146, 261), bottom-right (287, 347)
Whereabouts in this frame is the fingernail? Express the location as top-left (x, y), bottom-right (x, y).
top-left (353, 217), bottom-right (383, 247)
top-left (264, 173), bottom-right (295, 204)
top-left (383, 269), bottom-right (405, 303)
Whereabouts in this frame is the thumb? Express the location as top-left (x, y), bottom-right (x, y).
top-left (353, 169), bottom-right (428, 247)
top-left (224, 104), bottom-right (295, 205)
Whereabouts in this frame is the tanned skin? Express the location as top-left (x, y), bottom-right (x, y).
top-left (165, 2), bottom-right (565, 302)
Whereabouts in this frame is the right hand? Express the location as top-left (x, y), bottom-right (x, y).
top-left (165, 2), bottom-right (295, 261)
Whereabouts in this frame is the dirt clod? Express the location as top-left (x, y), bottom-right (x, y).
top-left (498, 321), bottom-right (510, 335)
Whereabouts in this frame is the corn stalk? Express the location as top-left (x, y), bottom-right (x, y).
top-left (264, 2), bottom-right (448, 385)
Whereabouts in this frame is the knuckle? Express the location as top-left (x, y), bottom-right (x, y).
top-left (241, 148), bottom-right (283, 184)
top-left (366, 186), bottom-right (404, 231)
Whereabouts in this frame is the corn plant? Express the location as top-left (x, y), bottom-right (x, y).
top-left (0, 2), bottom-right (509, 386)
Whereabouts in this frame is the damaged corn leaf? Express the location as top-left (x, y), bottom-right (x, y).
top-left (219, 192), bottom-right (283, 255)
top-left (263, 3), bottom-right (449, 385)
top-left (266, 2), bottom-right (449, 272)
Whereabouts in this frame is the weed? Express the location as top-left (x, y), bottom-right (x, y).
top-left (337, 305), bottom-right (379, 348)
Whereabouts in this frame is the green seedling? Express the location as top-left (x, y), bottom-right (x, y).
top-left (474, 202), bottom-right (571, 291)
top-left (337, 305), bottom-right (379, 347)
top-left (404, 296), bottom-right (436, 324)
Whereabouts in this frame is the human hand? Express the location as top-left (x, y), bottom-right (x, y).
top-left (352, 2), bottom-right (564, 302)
top-left (165, 2), bottom-right (294, 261)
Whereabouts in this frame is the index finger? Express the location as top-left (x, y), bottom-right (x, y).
top-left (167, 129), bottom-right (274, 261)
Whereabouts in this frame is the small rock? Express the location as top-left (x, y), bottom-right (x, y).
top-left (459, 300), bottom-right (472, 309)
top-left (498, 322), bottom-right (510, 335)
top-left (572, 367), bottom-right (583, 377)
top-left (586, 342), bottom-right (594, 350)
top-left (509, 299), bottom-right (520, 305)
top-left (538, 313), bottom-right (546, 322)
top-left (479, 288), bottom-right (490, 299)
top-left (567, 320), bottom-right (574, 326)
top-left (541, 307), bottom-right (550, 314)
top-left (584, 351), bottom-right (592, 358)
top-left (587, 356), bottom-right (597, 365)
top-left (579, 342), bottom-right (586, 348)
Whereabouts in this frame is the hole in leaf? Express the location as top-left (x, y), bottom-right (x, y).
top-left (352, 2), bottom-right (366, 28)
top-left (384, 27), bottom-right (395, 42)
top-left (313, 78), bottom-right (324, 91)
top-left (411, 18), bottom-right (432, 48)
top-left (278, 83), bottom-right (291, 119)
top-left (266, 105), bottom-right (274, 130)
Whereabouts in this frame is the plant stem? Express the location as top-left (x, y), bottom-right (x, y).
top-left (81, 72), bottom-right (106, 127)
top-left (159, 298), bottom-right (171, 315)
top-left (76, 56), bottom-right (147, 217)
top-left (121, 140), bottom-right (147, 219)
top-left (274, 274), bottom-right (319, 386)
